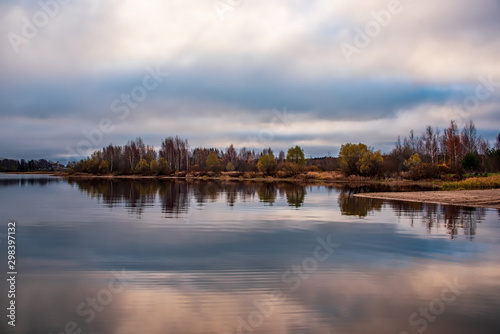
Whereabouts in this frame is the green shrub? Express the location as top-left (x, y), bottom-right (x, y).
top-left (257, 153), bottom-right (277, 175)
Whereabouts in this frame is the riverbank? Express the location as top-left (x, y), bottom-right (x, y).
top-left (1, 170), bottom-right (441, 187)
top-left (46, 171), bottom-right (440, 188)
top-left (355, 189), bottom-right (500, 209)
top-left (4, 171), bottom-right (499, 208)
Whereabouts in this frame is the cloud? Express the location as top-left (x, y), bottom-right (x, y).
top-left (0, 0), bottom-right (499, 160)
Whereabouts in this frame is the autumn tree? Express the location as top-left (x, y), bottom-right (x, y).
top-left (98, 160), bottom-right (110, 174)
top-left (226, 162), bottom-right (235, 171)
top-left (339, 143), bottom-right (368, 176)
top-left (257, 151), bottom-right (277, 175)
top-left (460, 120), bottom-right (477, 155)
top-left (286, 145), bottom-right (306, 165)
top-left (443, 120), bottom-right (462, 166)
top-left (135, 159), bottom-right (149, 173)
top-left (357, 150), bottom-right (384, 177)
top-left (159, 136), bottom-right (190, 171)
top-left (206, 152), bottom-right (222, 171)
top-left (403, 153), bottom-right (422, 171)
top-left (150, 160), bottom-right (159, 174)
top-left (158, 157), bottom-right (169, 174)
top-left (277, 150), bottom-right (286, 165)
top-left (225, 144), bottom-right (237, 164)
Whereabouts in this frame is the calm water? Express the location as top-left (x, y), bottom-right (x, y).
top-left (1, 174), bottom-right (499, 334)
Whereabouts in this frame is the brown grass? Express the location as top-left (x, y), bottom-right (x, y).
top-left (442, 175), bottom-right (500, 190)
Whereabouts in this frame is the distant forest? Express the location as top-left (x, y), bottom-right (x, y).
top-left (2, 120), bottom-right (500, 179)
top-left (0, 158), bottom-right (64, 173)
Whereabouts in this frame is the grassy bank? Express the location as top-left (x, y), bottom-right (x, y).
top-left (50, 171), bottom-right (443, 189)
top-left (442, 175), bottom-right (500, 190)
top-left (10, 170), bottom-right (500, 191)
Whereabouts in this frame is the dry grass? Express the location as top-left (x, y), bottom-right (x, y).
top-left (442, 175), bottom-right (500, 190)
top-left (293, 171), bottom-right (345, 180)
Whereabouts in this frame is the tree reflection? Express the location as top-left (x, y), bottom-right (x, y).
top-left (0, 177), bottom-right (60, 187)
top-left (257, 183), bottom-right (277, 205)
top-left (388, 200), bottom-right (485, 239)
top-left (158, 181), bottom-right (190, 216)
top-left (284, 183), bottom-right (306, 208)
top-left (66, 178), bottom-right (487, 238)
top-left (68, 179), bottom-right (313, 215)
top-left (337, 187), bottom-right (383, 217)
top-left (68, 179), bottom-right (159, 216)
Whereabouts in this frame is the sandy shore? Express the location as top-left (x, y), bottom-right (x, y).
top-left (355, 189), bottom-right (500, 209)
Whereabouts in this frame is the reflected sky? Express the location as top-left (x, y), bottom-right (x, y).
top-left (0, 175), bottom-right (499, 334)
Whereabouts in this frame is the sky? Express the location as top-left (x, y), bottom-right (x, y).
top-left (0, 0), bottom-right (499, 162)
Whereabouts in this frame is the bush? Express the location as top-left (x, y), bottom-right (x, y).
top-left (257, 153), bottom-right (277, 175)
top-left (157, 157), bottom-right (169, 175)
top-left (403, 153), bottom-right (421, 171)
top-left (407, 163), bottom-right (450, 180)
top-left (150, 160), bottom-right (159, 174)
top-left (206, 153), bottom-right (222, 172)
top-left (294, 172), bottom-right (320, 180)
top-left (226, 162), bottom-right (235, 171)
top-left (98, 160), bottom-right (110, 174)
top-left (339, 143), bottom-right (367, 176)
top-left (277, 162), bottom-right (303, 177)
top-left (462, 153), bottom-right (479, 173)
top-left (306, 165), bottom-right (322, 172)
top-left (224, 171), bottom-right (243, 177)
top-left (339, 143), bottom-right (382, 177)
top-left (357, 151), bottom-right (384, 177)
top-left (134, 159), bottom-right (149, 174)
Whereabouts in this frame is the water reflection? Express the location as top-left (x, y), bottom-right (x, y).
top-left (12, 264), bottom-right (500, 334)
top-left (337, 187), bottom-right (384, 217)
top-left (67, 179), bottom-right (488, 239)
top-left (331, 184), bottom-right (486, 239)
top-left (389, 200), bottom-right (485, 240)
top-left (68, 179), bottom-right (312, 212)
top-left (283, 183), bottom-right (306, 208)
top-left (0, 176), bottom-right (59, 187)
top-left (1, 176), bottom-right (500, 334)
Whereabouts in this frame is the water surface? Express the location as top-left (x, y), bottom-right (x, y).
top-left (0, 174), bottom-right (499, 334)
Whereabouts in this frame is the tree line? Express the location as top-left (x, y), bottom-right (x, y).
top-left (2, 119), bottom-right (500, 179)
top-left (70, 136), bottom-right (308, 176)
top-left (382, 120), bottom-right (500, 179)
top-left (0, 158), bottom-right (64, 172)
top-left (69, 120), bottom-right (499, 179)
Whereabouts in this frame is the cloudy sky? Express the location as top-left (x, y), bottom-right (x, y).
top-left (1, 0), bottom-right (499, 161)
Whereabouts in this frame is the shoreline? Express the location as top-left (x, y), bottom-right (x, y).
top-left (3, 172), bottom-right (499, 208)
top-left (1, 171), bottom-right (442, 187)
top-left (45, 172), bottom-right (442, 188)
top-left (355, 189), bottom-right (500, 209)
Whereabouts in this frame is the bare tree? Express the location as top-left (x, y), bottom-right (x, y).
top-left (460, 120), bottom-right (478, 154)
